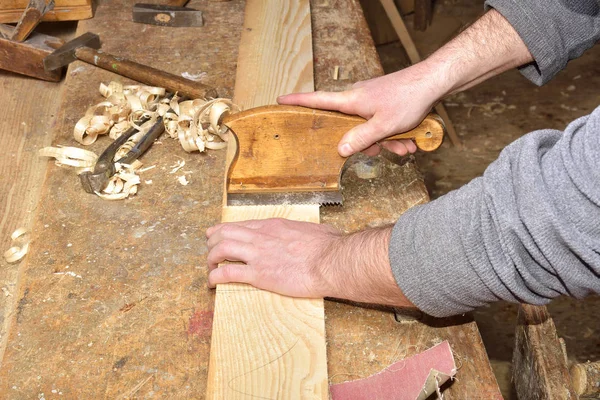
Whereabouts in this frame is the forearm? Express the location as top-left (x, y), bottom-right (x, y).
top-left (322, 226), bottom-right (414, 308)
top-left (418, 9), bottom-right (533, 100)
top-left (390, 107), bottom-right (600, 317)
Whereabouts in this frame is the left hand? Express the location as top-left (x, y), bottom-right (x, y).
top-left (206, 218), bottom-right (415, 307)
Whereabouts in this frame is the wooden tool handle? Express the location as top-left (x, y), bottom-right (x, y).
top-left (223, 105), bottom-right (446, 195)
top-left (11, 0), bottom-right (53, 42)
top-left (74, 46), bottom-right (218, 99)
top-left (383, 114), bottom-right (445, 152)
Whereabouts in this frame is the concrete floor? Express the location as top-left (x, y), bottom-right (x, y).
top-left (375, 1), bottom-right (600, 397)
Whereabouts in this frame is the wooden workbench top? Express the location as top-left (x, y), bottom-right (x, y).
top-left (0, 0), bottom-right (501, 397)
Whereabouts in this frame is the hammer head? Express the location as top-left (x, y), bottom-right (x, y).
top-left (43, 32), bottom-right (101, 71)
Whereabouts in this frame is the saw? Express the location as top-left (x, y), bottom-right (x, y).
top-left (222, 105), bottom-right (445, 206)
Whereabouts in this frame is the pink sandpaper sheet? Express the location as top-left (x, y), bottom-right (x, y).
top-left (330, 341), bottom-right (456, 400)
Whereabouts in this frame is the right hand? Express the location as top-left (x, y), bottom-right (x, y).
top-left (277, 63), bottom-right (446, 157)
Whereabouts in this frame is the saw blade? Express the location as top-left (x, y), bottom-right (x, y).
top-left (226, 191), bottom-right (343, 207)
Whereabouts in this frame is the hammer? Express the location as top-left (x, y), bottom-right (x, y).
top-left (43, 32), bottom-right (217, 99)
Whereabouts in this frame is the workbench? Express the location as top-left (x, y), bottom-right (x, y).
top-left (0, 0), bottom-right (502, 397)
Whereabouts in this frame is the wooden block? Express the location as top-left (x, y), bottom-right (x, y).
top-left (0, 0), bottom-right (92, 23)
top-left (206, 0), bottom-right (329, 398)
top-left (512, 305), bottom-right (577, 400)
top-left (0, 24), bottom-right (64, 81)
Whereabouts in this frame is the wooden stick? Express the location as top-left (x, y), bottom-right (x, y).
top-left (206, 0), bottom-right (328, 398)
top-left (379, 0), bottom-right (462, 148)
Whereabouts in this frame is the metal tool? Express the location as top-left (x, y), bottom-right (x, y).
top-left (132, 0), bottom-right (204, 27)
top-left (222, 105), bottom-right (446, 206)
top-left (0, 0), bottom-right (64, 81)
top-left (43, 32), bottom-right (217, 99)
top-left (80, 115), bottom-right (165, 193)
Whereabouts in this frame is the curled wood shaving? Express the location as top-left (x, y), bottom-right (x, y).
top-left (76, 81), bottom-right (238, 153)
top-left (96, 162), bottom-right (142, 201)
top-left (38, 146), bottom-right (98, 173)
top-left (43, 82), bottom-right (238, 201)
top-left (3, 228), bottom-right (30, 263)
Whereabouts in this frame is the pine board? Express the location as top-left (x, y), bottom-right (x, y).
top-left (206, 0), bottom-right (328, 398)
top-left (207, 206), bottom-right (327, 399)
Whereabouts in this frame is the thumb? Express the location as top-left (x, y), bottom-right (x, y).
top-left (338, 116), bottom-right (390, 157)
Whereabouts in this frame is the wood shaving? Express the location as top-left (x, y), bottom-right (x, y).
top-left (38, 146), bottom-right (98, 173)
top-left (41, 82), bottom-right (238, 201)
top-left (170, 160), bottom-right (185, 174)
top-left (3, 228), bottom-right (30, 263)
top-left (177, 175), bottom-right (189, 186)
top-left (75, 81), bottom-right (237, 152)
top-left (181, 71), bottom-right (207, 81)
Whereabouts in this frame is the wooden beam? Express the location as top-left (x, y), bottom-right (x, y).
top-left (206, 0), bottom-right (328, 398)
top-left (379, 0), bottom-right (462, 148)
top-left (512, 304), bottom-right (577, 400)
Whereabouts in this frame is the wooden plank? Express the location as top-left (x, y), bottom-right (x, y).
top-left (0, 0), bottom-right (92, 23)
top-left (232, 0), bottom-right (313, 110)
top-left (206, 0), bottom-right (328, 398)
top-left (0, 57), bottom-right (69, 369)
top-left (512, 304), bottom-right (577, 399)
top-left (207, 206), bottom-right (327, 398)
top-left (379, 0), bottom-right (462, 148)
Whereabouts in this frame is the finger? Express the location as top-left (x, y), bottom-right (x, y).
top-left (361, 144), bottom-right (382, 157)
top-left (207, 224), bottom-right (262, 249)
top-left (338, 116), bottom-right (390, 157)
top-left (277, 91), bottom-right (355, 113)
top-left (405, 139), bottom-right (418, 153)
top-left (208, 264), bottom-right (255, 288)
top-left (207, 219), bottom-right (269, 238)
top-left (380, 140), bottom-right (409, 156)
top-left (207, 240), bottom-right (256, 270)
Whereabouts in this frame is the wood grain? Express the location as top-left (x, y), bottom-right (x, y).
top-left (207, 0), bottom-right (328, 398)
top-left (224, 106), bottom-right (444, 195)
top-left (512, 304), bottom-right (577, 399)
top-left (232, 0), bottom-right (314, 110)
top-left (0, 0), bottom-right (92, 23)
top-left (207, 206), bottom-right (327, 399)
top-left (0, 59), bottom-right (68, 372)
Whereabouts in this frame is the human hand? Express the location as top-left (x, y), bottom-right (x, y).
top-left (206, 218), bottom-right (414, 307)
top-left (277, 62), bottom-right (445, 157)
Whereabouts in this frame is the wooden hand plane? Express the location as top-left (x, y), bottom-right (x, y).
top-left (223, 105), bottom-right (445, 206)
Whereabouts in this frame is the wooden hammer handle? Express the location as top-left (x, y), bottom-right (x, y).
top-left (74, 46), bottom-right (218, 99)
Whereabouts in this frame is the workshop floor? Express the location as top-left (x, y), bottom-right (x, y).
top-left (376, 1), bottom-right (600, 398)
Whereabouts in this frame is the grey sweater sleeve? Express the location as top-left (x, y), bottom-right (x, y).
top-left (389, 106), bottom-right (600, 318)
top-left (484, 0), bottom-right (600, 85)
